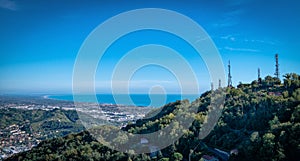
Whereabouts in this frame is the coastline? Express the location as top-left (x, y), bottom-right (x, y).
top-left (46, 94), bottom-right (199, 108)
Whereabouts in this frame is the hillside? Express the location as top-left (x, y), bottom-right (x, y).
top-left (6, 73), bottom-right (300, 161)
top-left (0, 108), bottom-right (84, 139)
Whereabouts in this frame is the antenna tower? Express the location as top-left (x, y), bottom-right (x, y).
top-left (258, 68), bottom-right (261, 84)
top-left (228, 61), bottom-right (232, 87)
top-left (275, 53), bottom-right (279, 78)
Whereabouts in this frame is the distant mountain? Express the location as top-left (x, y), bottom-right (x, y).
top-left (6, 73), bottom-right (300, 161)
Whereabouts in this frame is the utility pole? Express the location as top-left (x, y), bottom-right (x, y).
top-left (275, 53), bottom-right (279, 79)
top-left (228, 61), bottom-right (232, 87)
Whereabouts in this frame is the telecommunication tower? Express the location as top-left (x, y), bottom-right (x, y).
top-left (275, 54), bottom-right (279, 79)
top-left (258, 68), bottom-right (262, 84)
top-left (228, 61), bottom-right (232, 87)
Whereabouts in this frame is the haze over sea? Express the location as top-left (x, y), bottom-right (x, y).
top-left (48, 94), bottom-right (198, 107)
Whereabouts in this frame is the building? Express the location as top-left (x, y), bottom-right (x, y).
top-left (202, 155), bottom-right (219, 161)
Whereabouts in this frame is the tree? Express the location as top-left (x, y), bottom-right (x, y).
top-left (172, 152), bottom-right (183, 161)
top-left (260, 133), bottom-right (276, 160)
top-left (292, 88), bottom-right (300, 102)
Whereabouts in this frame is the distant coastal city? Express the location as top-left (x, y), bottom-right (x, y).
top-left (0, 95), bottom-right (151, 159)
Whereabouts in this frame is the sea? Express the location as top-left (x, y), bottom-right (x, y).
top-left (48, 94), bottom-right (199, 108)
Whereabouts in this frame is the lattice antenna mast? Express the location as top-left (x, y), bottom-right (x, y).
top-left (275, 53), bottom-right (279, 78)
top-left (219, 79), bottom-right (221, 88)
top-left (258, 68), bottom-right (261, 83)
top-left (228, 60), bottom-right (232, 87)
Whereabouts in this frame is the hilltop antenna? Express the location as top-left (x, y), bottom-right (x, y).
top-left (219, 79), bottom-right (221, 88)
top-left (275, 54), bottom-right (279, 79)
top-left (258, 68), bottom-right (262, 84)
top-left (211, 82), bottom-right (214, 91)
top-left (228, 60), bottom-right (232, 87)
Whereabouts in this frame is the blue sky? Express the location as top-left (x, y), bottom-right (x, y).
top-left (0, 0), bottom-right (299, 94)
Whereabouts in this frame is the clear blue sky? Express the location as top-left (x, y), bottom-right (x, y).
top-left (0, 0), bottom-right (299, 94)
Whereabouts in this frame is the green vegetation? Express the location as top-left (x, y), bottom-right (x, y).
top-left (6, 73), bottom-right (300, 161)
top-left (0, 108), bottom-right (84, 139)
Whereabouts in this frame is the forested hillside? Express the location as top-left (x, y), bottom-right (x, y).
top-left (6, 73), bottom-right (300, 161)
top-left (0, 108), bottom-right (84, 139)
